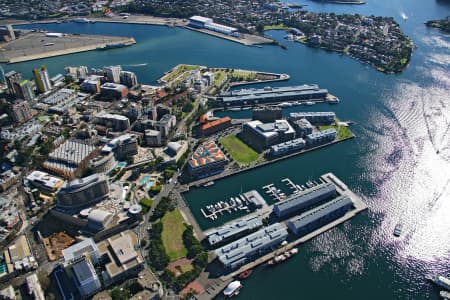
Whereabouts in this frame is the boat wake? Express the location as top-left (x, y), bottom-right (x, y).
top-left (122, 63), bottom-right (148, 67)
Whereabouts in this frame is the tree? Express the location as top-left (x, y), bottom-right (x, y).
top-left (256, 23), bottom-right (264, 33)
top-left (111, 287), bottom-right (129, 300)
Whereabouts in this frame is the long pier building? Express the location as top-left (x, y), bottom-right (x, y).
top-left (287, 195), bottom-right (353, 236)
top-left (218, 85), bottom-right (329, 106)
top-left (214, 223), bottom-right (288, 269)
top-left (272, 182), bottom-right (336, 218)
top-left (205, 216), bottom-right (263, 247)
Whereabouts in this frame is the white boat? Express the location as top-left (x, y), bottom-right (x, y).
top-left (73, 17), bottom-right (91, 23)
top-left (290, 248), bottom-right (298, 255)
top-left (223, 281), bottom-right (242, 297)
top-left (278, 102), bottom-right (292, 107)
top-left (393, 223), bottom-right (402, 237)
top-left (305, 101), bottom-right (314, 106)
top-left (441, 290), bottom-right (450, 299)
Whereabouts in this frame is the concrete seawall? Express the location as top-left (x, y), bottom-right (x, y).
top-left (7, 38), bottom-right (135, 63)
top-left (181, 135), bottom-right (355, 192)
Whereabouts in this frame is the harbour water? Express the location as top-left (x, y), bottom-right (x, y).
top-left (3, 0), bottom-right (450, 298)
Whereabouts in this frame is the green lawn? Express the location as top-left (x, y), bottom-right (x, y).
top-left (213, 71), bottom-right (227, 86)
top-left (179, 262), bottom-right (194, 273)
top-left (318, 125), bottom-right (353, 140)
top-left (161, 209), bottom-right (187, 261)
top-left (220, 135), bottom-right (259, 163)
top-left (139, 198), bottom-right (154, 213)
top-left (231, 70), bottom-right (256, 81)
top-left (164, 64), bottom-right (200, 82)
top-left (264, 24), bottom-right (289, 31)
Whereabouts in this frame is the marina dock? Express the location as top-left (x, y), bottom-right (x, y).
top-left (200, 190), bottom-right (267, 221)
top-left (216, 173), bottom-right (367, 281)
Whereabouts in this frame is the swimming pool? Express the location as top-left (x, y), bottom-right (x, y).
top-left (116, 162), bottom-right (127, 168)
top-left (0, 263), bottom-right (7, 274)
top-left (140, 175), bottom-right (151, 186)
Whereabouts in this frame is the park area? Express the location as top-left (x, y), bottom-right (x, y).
top-left (161, 209), bottom-right (188, 261)
top-left (220, 135), bottom-right (259, 164)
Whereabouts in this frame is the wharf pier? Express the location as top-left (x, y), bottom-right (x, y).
top-left (184, 25), bottom-right (274, 46)
top-left (218, 173), bottom-right (367, 281)
top-left (0, 31), bottom-right (135, 63)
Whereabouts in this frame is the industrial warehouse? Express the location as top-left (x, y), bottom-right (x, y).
top-left (189, 16), bottom-right (240, 37)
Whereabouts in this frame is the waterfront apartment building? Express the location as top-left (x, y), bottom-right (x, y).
top-left (241, 119), bottom-right (296, 152)
top-left (200, 116), bottom-right (232, 136)
top-left (104, 65), bottom-right (122, 83)
top-left (269, 137), bottom-right (306, 156)
top-left (287, 195), bottom-right (353, 236)
top-left (119, 71), bottom-right (138, 88)
top-left (215, 223), bottom-right (288, 269)
top-left (252, 106), bottom-right (282, 123)
top-left (5, 70), bottom-right (22, 96)
top-left (206, 216), bottom-right (263, 247)
top-left (288, 112), bottom-right (336, 124)
top-left (188, 140), bottom-right (228, 178)
top-left (56, 173), bottom-right (109, 211)
top-left (305, 128), bottom-right (337, 145)
top-left (218, 85), bottom-right (328, 106)
top-left (65, 66), bottom-right (88, 80)
top-left (11, 100), bottom-right (33, 123)
top-left (80, 79), bottom-right (101, 94)
top-left (33, 65), bottom-right (52, 93)
top-left (14, 80), bottom-right (35, 102)
top-left (273, 182), bottom-right (337, 218)
top-left (95, 112), bottom-right (131, 131)
top-left (291, 118), bottom-right (313, 137)
top-left (100, 82), bottom-right (128, 99)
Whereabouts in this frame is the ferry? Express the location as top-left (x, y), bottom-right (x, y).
top-left (203, 181), bottom-right (215, 187)
top-left (393, 223), bottom-right (402, 237)
top-left (73, 18), bottom-right (91, 23)
top-left (96, 42), bottom-right (134, 51)
top-left (427, 275), bottom-right (450, 290)
top-left (223, 281), bottom-right (242, 297)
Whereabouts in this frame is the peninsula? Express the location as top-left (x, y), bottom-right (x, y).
top-left (425, 17), bottom-right (450, 33)
top-left (0, 30), bottom-right (135, 63)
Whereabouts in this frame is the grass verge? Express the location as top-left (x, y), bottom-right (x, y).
top-left (161, 209), bottom-right (187, 261)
